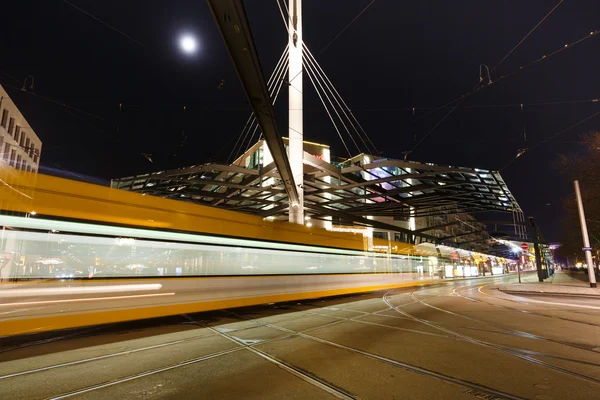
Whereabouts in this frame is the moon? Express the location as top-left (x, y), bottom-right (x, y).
top-left (179, 35), bottom-right (198, 54)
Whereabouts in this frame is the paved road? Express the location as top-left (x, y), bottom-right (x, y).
top-left (1, 273), bottom-right (599, 399)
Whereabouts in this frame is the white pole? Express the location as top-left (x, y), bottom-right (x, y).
top-left (574, 180), bottom-right (597, 288)
top-left (288, 0), bottom-right (304, 224)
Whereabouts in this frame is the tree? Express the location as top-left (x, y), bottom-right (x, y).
top-left (556, 132), bottom-right (600, 265)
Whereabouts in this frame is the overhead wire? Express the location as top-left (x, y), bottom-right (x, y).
top-left (356, 98), bottom-right (600, 112)
top-left (500, 109), bottom-right (600, 171)
top-left (61, 0), bottom-right (158, 56)
top-left (33, 97), bottom-right (599, 114)
top-left (320, 0), bottom-right (378, 54)
top-left (0, 80), bottom-right (112, 123)
top-left (0, 68), bottom-right (21, 84)
top-left (406, 96), bottom-right (467, 160)
top-left (490, 0), bottom-right (564, 74)
top-left (406, 28), bottom-right (599, 157)
top-left (414, 1), bottom-right (568, 124)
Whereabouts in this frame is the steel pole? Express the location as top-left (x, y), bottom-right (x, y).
top-left (574, 180), bottom-right (597, 288)
top-left (528, 217), bottom-right (544, 282)
top-left (288, 0), bottom-right (304, 224)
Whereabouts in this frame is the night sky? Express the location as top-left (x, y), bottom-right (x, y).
top-left (1, 0), bottom-right (599, 242)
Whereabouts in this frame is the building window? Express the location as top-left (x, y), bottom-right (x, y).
top-left (0, 109), bottom-right (7, 128)
top-left (19, 130), bottom-right (25, 147)
top-left (7, 117), bottom-right (15, 136)
top-left (25, 138), bottom-right (30, 153)
top-left (16, 155), bottom-right (22, 170)
top-left (33, 149), bottom-right (39, 163)
top-left (0, 135), bottom-right (3, 159)
top-left (3, 143), bottom-right (9, 159)
top-left (9, 149), bottom-right (16, 167)
top-left (14, 125), bottom-right (20, 144)
top-left (29, 143), bottom-right (34, 158)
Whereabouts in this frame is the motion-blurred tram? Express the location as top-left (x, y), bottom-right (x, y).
top-left (0, 169), bottom-right (498, 336)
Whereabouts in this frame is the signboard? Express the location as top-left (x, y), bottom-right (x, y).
top-left (521, 243), bottom-right (528, 251)
top-left (583, 247), bottom-right (593, 251)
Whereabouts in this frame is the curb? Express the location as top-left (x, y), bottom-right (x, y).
top-left (499, 289), bottom-right (600, 299)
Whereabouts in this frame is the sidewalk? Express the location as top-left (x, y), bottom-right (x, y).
top-left (498, 271), bottom-right (600, 297)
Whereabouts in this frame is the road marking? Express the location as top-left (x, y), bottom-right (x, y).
top-left (510, 296), bottom-right (600, 310)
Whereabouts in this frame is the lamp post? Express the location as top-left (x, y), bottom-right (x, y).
top-left (574, 180), bottom-right (597, 288)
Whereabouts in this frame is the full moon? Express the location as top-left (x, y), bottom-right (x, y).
top-left (179, 35), bottom-right (197, 54)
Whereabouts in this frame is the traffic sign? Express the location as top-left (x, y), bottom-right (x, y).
top-left (521, 243), bottom-right (529, 251)
top-left (583, 247), bottom-right (593, 251)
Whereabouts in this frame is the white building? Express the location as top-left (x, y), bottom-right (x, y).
top-left (0, 84), bottom-right (42, 172)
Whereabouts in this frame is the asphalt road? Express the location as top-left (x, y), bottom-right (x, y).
top-left (1, 273), bottom-right (599, 399)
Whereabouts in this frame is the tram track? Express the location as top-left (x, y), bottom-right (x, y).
top-left (0, 309), bottom-right (359, 399)
top-left (221, 309), bottom-right (526, 400)
top-left (390, 280), bottom-right (600, 353)
top-left (383, 289), bottom-right (600, 386)
top-left (2, 275), bottom-right (599, 399)
top-left (305, 302), bottom-right (600, 370)
top-left (458, 285), bottom-right (600, 328)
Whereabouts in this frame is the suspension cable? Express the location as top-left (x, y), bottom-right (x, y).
top-left (303, 44), bottom-right (379, 155)
top-left (303, 59), bottom-right (352, 157)
top-left (302, 46), bottom-right (364, 154)
top-left (303, 55), bottom-right (361, 154)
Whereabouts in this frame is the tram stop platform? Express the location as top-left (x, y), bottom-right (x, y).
top-left (499, 271), bottom-right (600, 297)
